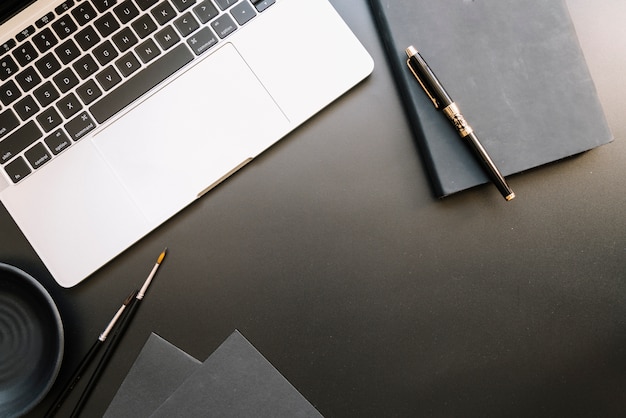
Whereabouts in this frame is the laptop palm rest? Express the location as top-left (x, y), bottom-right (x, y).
top-left (93, 43), bottom-right (289, 223)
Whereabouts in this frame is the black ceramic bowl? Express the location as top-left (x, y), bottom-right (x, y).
top-left (0, 263), bottom-right (64, 417)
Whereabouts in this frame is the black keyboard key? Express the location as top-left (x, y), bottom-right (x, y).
top-left (14, 96), bottom-right (40, 120)
top-left (92, 0), bottom-right (118, 13)
top-left (56, 92), bottom-right (83, 118)
top-left (72, 3), bottom-right (98, 26)
top-left (15, 66), bottom-right (42, 92)
top-left (172, 0), bottom-right (196, 12)
top-left (13, 42), bottom-right (38, 66)
top-left (90, 43), bottom-right (193, 123)
top-left (16, 26), bottom-right (36, 43)
top-left (35, 52), bottom-right (61, 77)
top-left (193, 0), bottom-right (218, 23)
top-left (65, 111), bottom-right (96, 141)
top-left (52, 15), bottom-right (78, 40)
top-left (37, 107), bottom-right (63, 132)
top-left (5, 157), bottom-right (32, 183)
top-left (45, 129), bottom-right (72, 155)
top-left (95, 65), bottom-right (122, 90)
top-left (187, 27), bottom-right (217, 55)
top-left (95, 12), bottom-right (121, 38)
top-left (55, 39), bottom-right (81, 64)
top-left (1, 40), bottom-right (16, 56)
top-left (0, 80), bottom-right (22, 106)
top-left (174, 12), bottom-right (199, 37)
top-left (112, 27), bottom-right (138, 52)
top-left (135, 39), bottom-right (161, 63)
top-left (0, 121), bottom-right (42, 164)
top-left (152, 1), bottom-right (177, 25)
top-left (33, 81), bottom-right (60, 107)
top-left (36, 12), bottom-right (55, 28)
top-left (136, 0), bottom-right (159, 10)
top-left (215, 0), bottom-right (237, 11)
top-left (55, 0), bottom-right (75, 15)
top-left (76, 79), bottom-right (102, 104)
top-left (76, 26), bottom-right (101, 51)
top-left (53, 68), bottom-right (80, 93)
top-left (32, 28), bottom-right (59, 53)
top-left (93, 40), bottom-right (119, 65)
top-left (154, 25), bottom-right (180, 50)
top-left (211, 14), bottom-right (237, 39)
top-left (25, 142), bottom-right (52, 169)
top-left (73, 55), bottom-right (99, 79)
top-left (132, 14), bottom-right (158, 39)
top-left (115, 51), bottom-right (141, 77)
top-left (231, 1), bottom-right (256, 25)
top-left (0, 56), bottom-right (18, 80)
top-left (114, 1), bottom-right (140, 24)
top-left (0, 109), bottom-right (19, 139)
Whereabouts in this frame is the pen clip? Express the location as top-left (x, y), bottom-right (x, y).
top-left (405, 47), bottom-right (440, 109)
top-left (406, 57), bottom-right (439, 109)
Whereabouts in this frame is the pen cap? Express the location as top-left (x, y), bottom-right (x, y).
top-left (406, 46), bottom-right (453, 108)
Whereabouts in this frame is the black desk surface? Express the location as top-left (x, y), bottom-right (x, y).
top-left (5, 1), bottom-right (626, 416)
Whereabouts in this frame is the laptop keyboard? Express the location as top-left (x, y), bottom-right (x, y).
top-left (0, 0), bottom-right (276, 184)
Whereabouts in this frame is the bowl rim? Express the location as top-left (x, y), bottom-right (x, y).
top-left (0, 262), bottom-right (64, 416)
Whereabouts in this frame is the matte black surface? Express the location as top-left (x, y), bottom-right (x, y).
top-left (3, 0), bottom-right (626, 417)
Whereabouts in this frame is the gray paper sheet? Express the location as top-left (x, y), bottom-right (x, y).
top-left (150, 330), bottom-right (323, 418)
top-left (104, 333), bottom-right (201, 418)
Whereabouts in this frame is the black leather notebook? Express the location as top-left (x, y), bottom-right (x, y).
top-left (369, 0), bottom-right (612, 197)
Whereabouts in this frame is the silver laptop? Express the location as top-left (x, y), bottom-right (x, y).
top-left (0, 0), bottom-right (373, 287)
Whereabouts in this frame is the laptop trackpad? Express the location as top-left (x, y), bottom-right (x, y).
top-left (94, 43), bottom-right (289, 223)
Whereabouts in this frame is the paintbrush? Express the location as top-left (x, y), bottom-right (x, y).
top-left (70, 248), bottom-right (167, 417)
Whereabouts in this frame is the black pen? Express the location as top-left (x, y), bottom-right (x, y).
top-left (405, 45), bottom-right (515, 201)
top-left (45, 290), bottom-right (137, 418)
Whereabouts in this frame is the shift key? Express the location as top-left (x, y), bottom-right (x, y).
top-left (0, 109), bottom-right (19, 139)
top-left (0, 121), bottom-right (42, 164)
